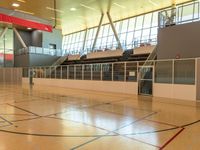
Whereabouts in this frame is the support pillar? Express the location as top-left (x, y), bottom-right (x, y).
top-left (92, 13), bottom-right (104, 51)
top-left (0, 27), bottom-right (8, 39)
top-left (107, 12), bottom-right (123, 50)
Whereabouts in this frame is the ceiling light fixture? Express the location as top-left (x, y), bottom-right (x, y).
top-left (27, 28), bottom-right (32, 30)
top-left (70, 8), bottom-right (77, 11)
top-left (80, 3), bottom-right (96, 11)
top-left (113, 3), bottom-right (126, 9)
top-left (46, 7), bottom-right (64, 13)
top-left (12, 3), bottom-right (20, 7)
top-left (50, 17), bottom-right (62, 21)
top-left (17, 0), bottom-right (26, 3)
top-left (14, 9), bottom-right (34, 15)
top-left (148, 0), bottom-right (159, 6)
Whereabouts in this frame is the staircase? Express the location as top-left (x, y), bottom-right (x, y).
top-left (46, 56), bottom-right (67, 77)
top-left (141, 45), bottom-right (157, 67)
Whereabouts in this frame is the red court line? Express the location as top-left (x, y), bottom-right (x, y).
top-left (145, 119), bottom-right (179, 127)
top-left (125, 135), bottom-right (161, 148)
top-left (159, 128), bottom-right (185, 150)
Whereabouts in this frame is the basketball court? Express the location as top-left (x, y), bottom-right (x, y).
top-left (0, 84), bottom-right (199, 150)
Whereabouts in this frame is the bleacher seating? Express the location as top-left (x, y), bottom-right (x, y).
top-left (87, 49), bottom-right (123, 59)
top-left (67, 54), bottom-right (80, 61)
top-left (133, 45), bottom-right (156, 55)
top-left (61, 45), bottom-right (156, 65)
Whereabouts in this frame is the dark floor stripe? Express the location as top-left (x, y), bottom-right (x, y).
top-left (6, 103), bottom-right (40, 117)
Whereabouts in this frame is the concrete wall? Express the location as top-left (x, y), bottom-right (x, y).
top-left (157, 21), bottom-right (200, 59)
top-left (15, 54), bottom-right (59, 67)
top-left (29, 54), bottom-right (59, 67)
top-left (14, 30), bottom-right (32, 53)
top-left (31, 30), bottom-right (42, 47)
top-left (14, 29), bottom-right (62, 67)
top-left (42, 29), bottom-right (62, 49)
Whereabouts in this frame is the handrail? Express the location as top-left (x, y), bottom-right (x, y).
top-left (45, 56), bottom-right (67, 77)
top-left (138, 45), bottom-right (157, 80)
top-left (141, 45), bottom-right (157, 67)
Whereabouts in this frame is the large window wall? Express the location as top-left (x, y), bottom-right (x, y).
top-left (63, 1), bottom-right (200, 55)
top-left (63, 10), bottom-right (159, 55)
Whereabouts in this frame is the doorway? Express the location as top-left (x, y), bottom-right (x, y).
top-left (138, 66), bottom-right (153, 96)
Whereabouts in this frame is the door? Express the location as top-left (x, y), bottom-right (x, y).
top-left (138, 66), bottom-right (153, 95)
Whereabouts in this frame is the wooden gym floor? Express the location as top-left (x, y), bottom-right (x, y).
top-left (0, 84), bottom-right (199, 150)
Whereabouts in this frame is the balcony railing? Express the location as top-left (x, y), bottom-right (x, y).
top-left (16, 46), bottom-right (68, 56)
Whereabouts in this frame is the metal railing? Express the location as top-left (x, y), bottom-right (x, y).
top-left (159, 1), bottom-right (200, 28)
top-left (22, 58), bottom-right (197, 85)
top-left (16, 46), bottom-right (68, 56)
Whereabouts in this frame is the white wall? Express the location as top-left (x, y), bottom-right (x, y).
top-left (153, 83), bottom-right (196, 101)
top-left (22, 78), bottom-right (138, 95)
top-left (23, 78), bottom-right (197, 101)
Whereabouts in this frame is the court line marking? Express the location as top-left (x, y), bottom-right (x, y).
top-left (6, 103), bottom-right (40, 117)
top-left (70, 112), bottom-right (158, 150)
top-left (159, 128), bottom-right (185, 150)
top-left (0, 116), bottom-right (13, 125)
top-left (0, 114), bottom-right (35, 116)
top-left (144, 119), bottom-right (178, 127)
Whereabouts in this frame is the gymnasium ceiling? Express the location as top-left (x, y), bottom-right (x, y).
top-left (0, 0), bottom-right (193, 34)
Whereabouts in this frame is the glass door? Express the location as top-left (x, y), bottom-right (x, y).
top-left (138, 66), bottom-right (153, 95)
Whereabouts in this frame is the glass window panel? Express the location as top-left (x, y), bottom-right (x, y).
top-left (126, 62), bottom-right (137, 82)
top-left (134, 30), bottom-right (142, 42)
top-left (152, 12), bottom-right (158, 27)
top-left (128, 18), bottom-right (135, 32)
top-left (141, 28), bottom-right (151, 41)
top-left (135, 16), bottom-right (144, 30)
top-left (75, 65), bottom-right (82, 80)
top-left (108, 25), bottom-right (113, 36)
top-left (150, 27), bottom-right (158, 42)
top-left (143, 13), bottom-right (152, 28)
top-left (50, 67), bottom-right (56, 78)
top-left (113, 63), bottom-right (124, 81)
top-left (193, 2), bottom-right (199, 20)
top-left (120, 33), bottom-right (126, 48)
top-left (181, 4), bottom-right (194, 22)
top-left (121, 20), bottom-right (128, 33)
top-left (126, 32), bottom-right (134, 46)
top-left (102, 64), bottom-right (112, 81)
top-left (46, 67), bottom-right (51, 78)
top-left (155, 61), bottom-right (173, 83)
top-left (174, 59), bottom-right (195, 84)
top-left (69, 65), bottom-right (75, 79)
top-left (92, 64), bottom-right (101, 80)
top-left (103, 25), bottom-right (109, 37)
top-left (115, 22), bottom-right (121, 33)
top-left (62, 66), bottom-right (68, 79)
top-left (84, 65), bottom-right (91, 80)
top-left (56, 66), bottom-right (61, 79)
